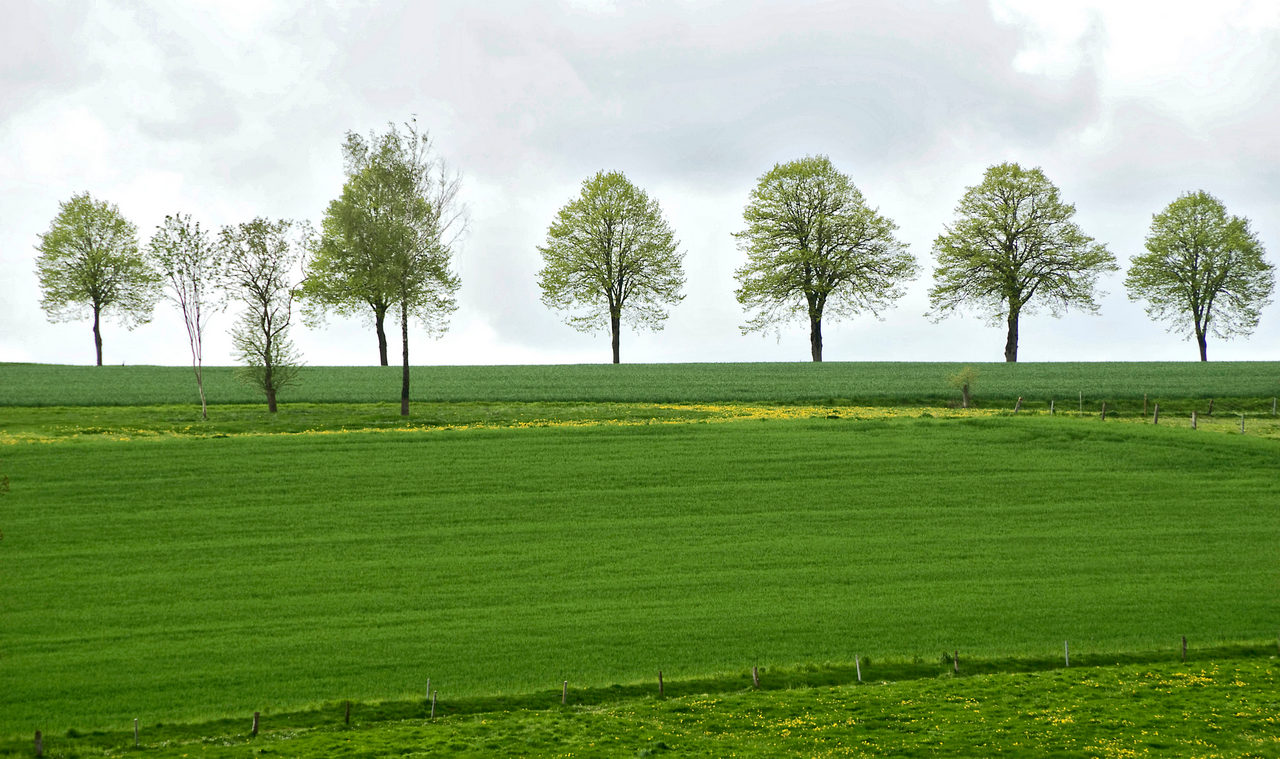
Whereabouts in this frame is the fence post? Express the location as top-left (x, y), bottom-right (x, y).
top-left (953, 650), bottom-right (959, 674)
top-left (1207, 398), bottom-right (1214, 415)
top-left (1065, 640), bottom-right (1069, 667)
top-left (34, 730), bottom-right (43, 758)
top-left (1100, 402), bottom-right (1106, 420)
top-left (1182, 636), bottom-right (1187, 662)
top-left (752, 666), bottom-right (759, 689)
top-left (1153, 404), bottom-right (1159, 425)
top-left (251, 712), bottom-right (260, 737)
top-left (345, 700), bottom-right (351, 726)
top-left (1191, 411), bottom-right (1197, 430)
top-left (134, 718), bottom-right (139, 748)
top-left (1013, 396), bottom-right (1022, 413)
top-left (658, 670), bottom-right (664, 697)
top-left (855, 655), bottom-right (861, 683)
top-left (1050, 399), bottom-right (1055, 415)
top-left (1240, 414), bottom-right (1245, 434)
top-left (562, 680), bottom-right (568, 705)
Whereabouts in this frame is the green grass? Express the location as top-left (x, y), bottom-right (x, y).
top-left (8, 654), bottom-right (1279, 757)
top-left (2, 361), bottom-right (1278, 408)
top-left (5, 416), bottom-right (1278, 741)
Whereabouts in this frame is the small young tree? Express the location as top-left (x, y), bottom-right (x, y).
top-left (538, 170), bottom-right (685, 364)
top-left (35, 192), bottom-right (159, 365)
top-left (1125, 191), bottom-right (1275, 361)
top-left (222, 218), bottom-right (305, 413)
top-left (733, 156), bottom-right (917, 362)
top-left (947, 366), bottom-right (978, 409)
top-left (148, 214), bottom-right (227, 419)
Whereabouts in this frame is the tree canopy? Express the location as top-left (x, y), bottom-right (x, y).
top-left (35, 192), bottom-right (159, 365)
top-left (733, 156), bottom-right (916, 362)
top-left (928, 163), bottom-right (1116, 362)
top-left (1125, 191), bottom-right (1274, 361)
top-left (538, 170), bottom-right (685, 364)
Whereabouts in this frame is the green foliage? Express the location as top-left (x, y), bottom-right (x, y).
top-left (946, 365), bottom-right (978, 408)
top-left (734, 156), bottom-right (917, 361)
top-left (1, 361), bottom-right (1279, 408)
top-left (222, 218), bottom-right (306, 410)
top-left (538, 170), bottom-right (684, 362)
top-left (300, 121), bottom-right (463, 363)
top-left (34, 192), bottom-right (160, 364)
top-left (4, 418), bottom-right (1278, 736)
top-left (1125, 190), bottom-right (1275, 361)
top-left (929, 163), bottom-right (1117, 361)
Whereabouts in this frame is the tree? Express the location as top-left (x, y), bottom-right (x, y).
top-left (1125, 191), bottom-right (1274, 361)
top-left (538, 170), bottom-right (685, 364)
top-left (301, 123), bottom-right (464, 386)
top-left (35, 192), bottom-right (159, 365)
top-left (733, 156), bottom-right (916, 362)
top-left (928, 163), bottom-right (1117, 362)
top-left (222, 218), bottom-right (305, 413)
top-left (148, 214), bottom-right (227, 419)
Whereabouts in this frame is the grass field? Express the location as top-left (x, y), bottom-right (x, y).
top-left (2, 360), bottom-right (1278, 408)
top-left (5, 415), bottom-right (1279, 742)
top-left (19, 656), bottom-right (1278, 757)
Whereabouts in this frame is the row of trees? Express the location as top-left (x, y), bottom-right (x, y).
top-left (535, 158), bottom-right (1273, 364)
top-left (35, 124), bottom-right (1277, 415)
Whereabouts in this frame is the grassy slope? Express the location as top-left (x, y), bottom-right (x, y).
top-left (5, 417), bottom-right (1279, 739)
top-left (20, 657), bottom-right (1278, 758)
top-left (1, 361), bottom-right (1278, 407)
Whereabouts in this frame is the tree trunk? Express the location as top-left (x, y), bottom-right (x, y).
top-left (266, 385), bottom-right (277, 413)
top-left (400, 299), bottom-right (410, 417)
top-left (809, 315), bottom-right (823, 362)
top-left (1196, 329), bottom-right (1208, 362)
top-left (375, 304), bottom-right (389, 366)
top-left (1004, 307), bottom-right (1020, 363)
top-left (611, 313), bottom-right (621, 364)
top-left (194, 364), bottom-right (208, 421)
top-left (93, 303), bottom-right (103, 366)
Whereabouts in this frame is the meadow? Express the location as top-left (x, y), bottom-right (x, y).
top-left (4, 415), bottom-right (1279, 746)
top-left (2, 360), bottom-right (1279, 409)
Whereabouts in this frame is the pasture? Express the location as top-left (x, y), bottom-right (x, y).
top-left (1, 360), bottom-right (1278, 409)
top-left (4, 415), bottom-right (1279, 741)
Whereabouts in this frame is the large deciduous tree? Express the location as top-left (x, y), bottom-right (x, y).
top-left (1125, 191), bottom-right (1274, 361)
top-left (35, 192), bottom-right (159, 365)
top-left (928, 163), bottom-right (1117, 362)
top-left (733, 156), bottom-right (916, 362)
top-left (222, 218), bottom-right (306, 413)
top-left (148, 214), bottom-right (227, 419)
top-left (538, 170), bottom-right (685, 364)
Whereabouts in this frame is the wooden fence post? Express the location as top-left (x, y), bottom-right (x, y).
top-left (431, 691), bottom-right (437, 719)
top-left (1207, 398), bottom-right (1214, 415)
top-left (752, 666), bottom-right (759, 689)
top-left (562, 680), bottom-right (568, 705)
top-left (1050, 399), bottom-right (1055, 415)
top-left (1191, 411), bottom-right (1197, 430)
top-left (1182, 636), bottom-right (1187, 662)
top-left (1153, 404), bottom-right (1159, 425)
top-left (855, 655), bottom-right (861, 683)
top-left (953, 650), bottom-right (959, 674)
top-left (1065, 640), bottom-right (1069, 667)
top-left (658, 670), bottom-right (664, 697)
top-left (1013, 396), bottom-right (1022, 413)
top-left (1100, 402), bottom-right (1106, 420)
top-left (345, 700), bottom-right (351, 726)
top-left (34, 730), bottom-right (42, 758)
top-left (134, 718), bottom-right (139, 748)
top-left (252, 712), bottom-right (260, 737)
top-left (1240, 414), bottom-right (1245, 434)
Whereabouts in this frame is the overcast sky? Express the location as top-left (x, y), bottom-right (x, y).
top-left (2, 0), bottom-right (1278, 366)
